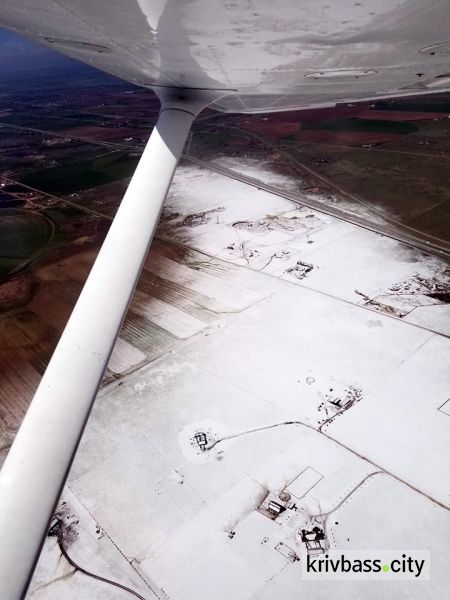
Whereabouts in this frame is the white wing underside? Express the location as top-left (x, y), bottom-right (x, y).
top-left (1, 0), bottom-right (450, 112)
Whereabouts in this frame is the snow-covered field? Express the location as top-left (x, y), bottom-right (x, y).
top-left (28, 163), bottom-right (450, 599)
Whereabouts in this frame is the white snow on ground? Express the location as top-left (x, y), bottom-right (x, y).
top-left (29, 488), bottom-right (150, 600)
top-left (27, 163), bottom-right (450, 600)
top-left (159, 163), bottom-right (450, 335)
top-left (404, 304), bottom-right (450, 336)
top-left (209, 155), bottom-right (392, 225)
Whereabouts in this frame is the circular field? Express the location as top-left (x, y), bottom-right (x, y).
top-left (0, 208), bottom-right (54, 279)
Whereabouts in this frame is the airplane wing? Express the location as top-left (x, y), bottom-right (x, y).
top-left (1, 0), bottom-right (450, 112)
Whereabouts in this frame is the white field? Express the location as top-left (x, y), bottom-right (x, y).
top-left (27, 162), bottom-right (450, 600)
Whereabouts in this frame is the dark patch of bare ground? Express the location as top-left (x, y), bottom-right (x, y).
top-left (51, 501), bottom-right (79, 549)
top-left (389, 272), bottom-right (450, 302)
top-left (285, 260), bottom-right (315, 280)
top-left (318, 385), bottom-right (363, 431)
top-left (160, 207), bottom-right (225, 228)
top-left (356, 271), bottom-right (450, 317)
top-left (232, 214), bottom-right (305, 233)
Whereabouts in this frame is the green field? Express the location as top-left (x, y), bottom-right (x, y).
top-left (20, 151), bottom-right (140, 196)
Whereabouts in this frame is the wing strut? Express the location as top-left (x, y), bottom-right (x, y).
top-left (0, 89), bottom-right (215, 599)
